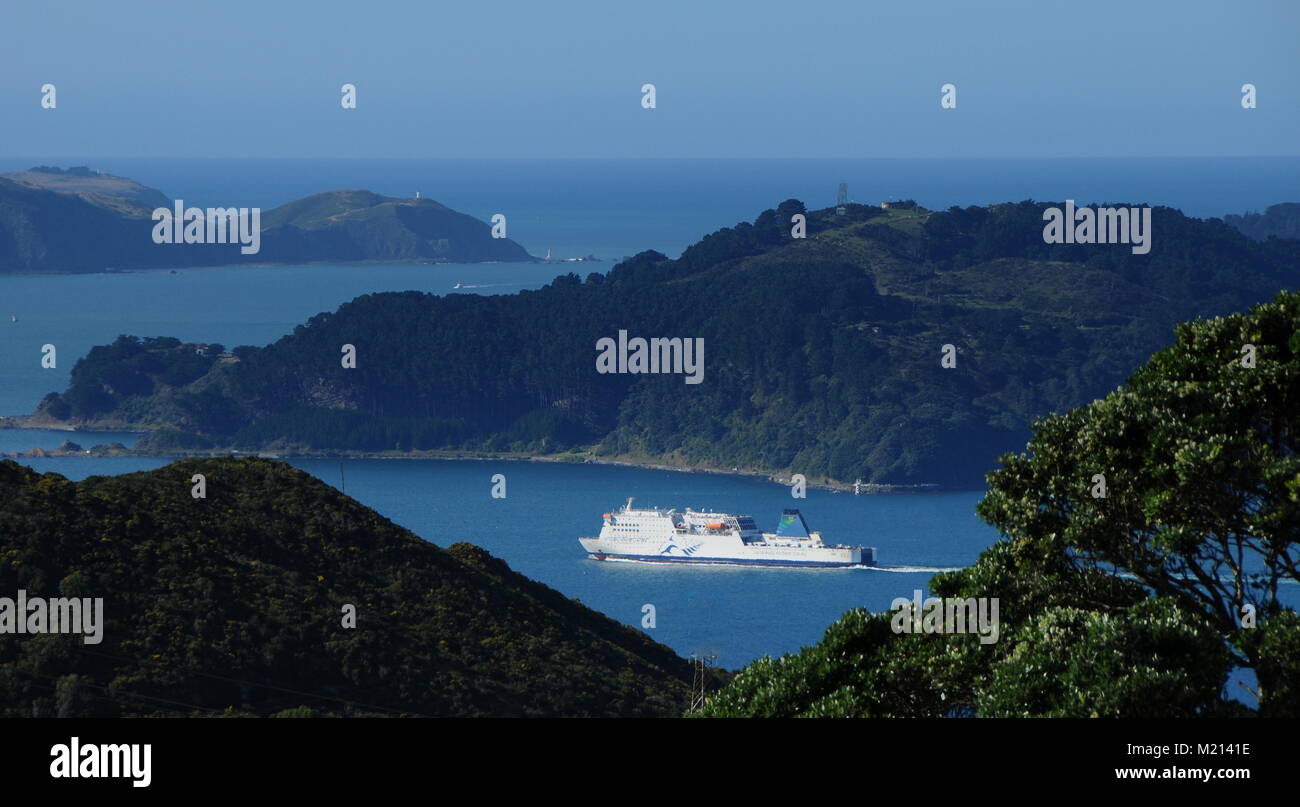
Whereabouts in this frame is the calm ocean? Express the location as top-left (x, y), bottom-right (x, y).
top-left (3, 156), bottom-right (1297, 418)
top-left (1, 157), bottom-right (1295, 694)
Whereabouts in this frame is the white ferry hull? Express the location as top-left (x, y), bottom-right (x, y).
top-left (580, 502), bottom-right (875, 568)
top-left (579, 537), bottom-right (874, 568)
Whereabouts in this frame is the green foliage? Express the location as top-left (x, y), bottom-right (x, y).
top-left (693, 608), bottom-right (979, 718)
top-left (1237, 610), bottom-right (1300, 717)
top-left (978, 292), bottom-right (1300, 667)
top-left (255, 191), bottom-right (531, 263)
top-left (1224, 203), bottom-right (1300, 243)
top-left (41, 201), bottom-right (1300, 487)
top-left (977, 598), bottom-right (1229, 717)
top-left (133, 429), bottom-right (215, 452)
top-left (37, 393), bottom-right (71, 421)
top-left (0, 458), bottom-right (691, 717)
top-left (269, 705), bottom-right (322, 718)
top-left (230, 408), bottom-right (472, 452)
top-left (41, 336), bottom-right (221, 421)
top-left (701, 294), bottom-right (1299, 718)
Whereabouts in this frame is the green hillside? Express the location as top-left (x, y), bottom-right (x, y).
top-left (1, 166), bottom-right (171, 215)
top-left (255, 190), bottom-right (531, 263)
top-left (0, 170), bottom-right (532, 272)
top-left (33, 198), bottom-right (1300, 486)
top-left (0, 457), bottom-right (692, 717)
top-left (1224, 202), bottom-right (1300, 242)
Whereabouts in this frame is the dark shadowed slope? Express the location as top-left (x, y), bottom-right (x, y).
top-left (0, 457), bottom-right (691, 717)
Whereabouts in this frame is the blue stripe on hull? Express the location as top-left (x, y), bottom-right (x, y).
top-left (588, 553), bottom-right (869, 568)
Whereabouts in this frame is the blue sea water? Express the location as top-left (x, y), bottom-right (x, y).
top-left (1, 157), bottom-right (1296, 699)
top-left (0, 429), bottom-right (140, 454)
top-left (10, 455), bottom-right (990, 666)
top-left (10, 454), bottom-right (1291, 708)
top-left (0, 262), bottom-right (571, 417)
top-left (3, 156), bottom-right (1298, 419)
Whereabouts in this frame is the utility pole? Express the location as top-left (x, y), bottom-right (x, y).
top-left (688, 652), bottom-right (718, 712)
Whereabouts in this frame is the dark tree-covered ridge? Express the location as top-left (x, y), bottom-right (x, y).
top-left (34, 200), bottom-right (1300, 487)
top-left (0, 457), bottom-right (692, 717)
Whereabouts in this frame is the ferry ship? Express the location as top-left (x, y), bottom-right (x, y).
top-left (579, 499), bottom-right (875, 568)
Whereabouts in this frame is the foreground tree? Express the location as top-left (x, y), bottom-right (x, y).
top-left (699, 291), bottom-right (1300, 717)
top-left (977, 290), bottom-right (1300, 712)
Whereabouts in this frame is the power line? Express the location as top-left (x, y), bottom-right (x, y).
top-left (6, 666), bottom-right (225, 716)
top-left (77, 648), bottom-right (435, 717)
top-left (688, 652), bottom-right (717, 713)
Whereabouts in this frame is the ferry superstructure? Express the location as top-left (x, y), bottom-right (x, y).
top-left (578, 499), bottom-right (875, 568)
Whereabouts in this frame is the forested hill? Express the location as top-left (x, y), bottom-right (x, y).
top-left (252, 190), bottom-right (533, 263)
top-left (1224, 202), bottom-right (1300, 242)
top-left (34, 199), bottom-right (1300, 486)
top-left (0, 457), bottom-right (693, 717)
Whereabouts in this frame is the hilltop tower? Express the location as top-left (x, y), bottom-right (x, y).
top-left (688, 652), bottom-right (718, 712)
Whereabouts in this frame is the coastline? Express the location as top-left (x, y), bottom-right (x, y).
top-left (0, 416), bottom-right (944, 493)
top-left (0, 255), bottom-right (564, 278)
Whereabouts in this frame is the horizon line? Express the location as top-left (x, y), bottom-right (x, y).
top-left (4, 155), bottom-right (1300, 162)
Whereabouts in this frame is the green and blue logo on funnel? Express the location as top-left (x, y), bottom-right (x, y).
top-left (776, 509), bottom-right (811, 538)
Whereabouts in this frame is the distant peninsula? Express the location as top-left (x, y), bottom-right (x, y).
top-left (0, 166), bottom-right (532, 272)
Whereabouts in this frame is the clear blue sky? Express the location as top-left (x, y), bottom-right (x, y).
top-left (1, 0), bottom-right (1296, 158)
